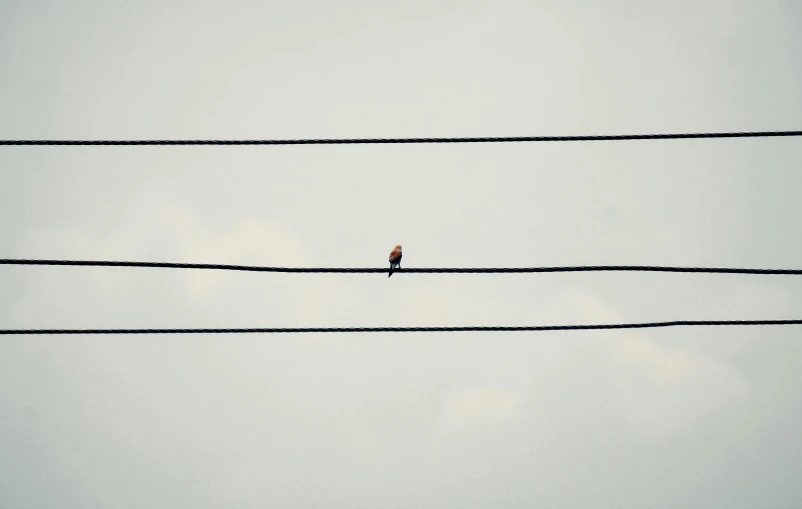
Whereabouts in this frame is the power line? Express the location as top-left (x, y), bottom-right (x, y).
top-left (1, 130), bottom-right (800, 146)
top-left (2, 320), bottom-right (800, 335)
top-left (2, 259), bottom-right (801, 275)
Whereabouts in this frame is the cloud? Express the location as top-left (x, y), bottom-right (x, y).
top-left (547, 289), bottom-right (751, 436)
top-left (438, 387), bottom-right (520, 433)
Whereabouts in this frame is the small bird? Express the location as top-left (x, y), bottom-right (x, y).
top-left (388, 245), bottom-right (402, 277)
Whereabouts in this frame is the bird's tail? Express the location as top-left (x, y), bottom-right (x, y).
top-left (388, 264), bottom-right (393, 278)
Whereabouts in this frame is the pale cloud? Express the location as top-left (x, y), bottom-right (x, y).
top-left (438, 388), bottom-right (520, 433)
top-left (531, 289), bottom-right (751, 436)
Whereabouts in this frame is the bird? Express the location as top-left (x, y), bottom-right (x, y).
top-left (388, 245), bottom-right (402, 277)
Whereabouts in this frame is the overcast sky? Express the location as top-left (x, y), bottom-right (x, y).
top-left (2, 1), bottom-right (802, 508)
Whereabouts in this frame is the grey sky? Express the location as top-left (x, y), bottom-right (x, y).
top-left (1, 1), bottom-right (802, 508)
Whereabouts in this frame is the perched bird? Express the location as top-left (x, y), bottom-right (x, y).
top-left (388, 245), bottom-right (402, 277)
